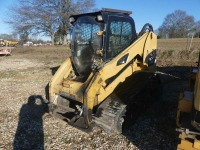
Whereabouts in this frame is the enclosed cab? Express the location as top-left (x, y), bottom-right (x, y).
top-left (69, 8), bottom-right (137, 80)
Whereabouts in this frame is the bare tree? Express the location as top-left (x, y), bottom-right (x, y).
top-left (194, 21), bottom-right (200, 38)
top-left (6, 0), bottom-right (59, 44)
top-left (6, 0), bottom-right (96, 44)
top-left (158, 10), bottom-right (195, 38)
top-left (19, 30), bottom-right (29, 44)
top-left (57, 0), bottom-right (96, 45)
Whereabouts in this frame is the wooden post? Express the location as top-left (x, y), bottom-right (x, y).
top-left (188, 35), bottom-right (193, 51)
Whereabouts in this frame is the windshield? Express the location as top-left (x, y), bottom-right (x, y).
top-left (71, 16), bottom-right (102, 78)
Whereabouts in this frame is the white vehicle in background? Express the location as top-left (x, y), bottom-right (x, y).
top-left (23, 41), bottom-right (33, 46)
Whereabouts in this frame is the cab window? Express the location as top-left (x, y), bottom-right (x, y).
top-left (107, 20), bottom-right (133, 59)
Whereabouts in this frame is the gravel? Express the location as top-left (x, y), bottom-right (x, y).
top-left (0, 53), bottom-right (188, 150)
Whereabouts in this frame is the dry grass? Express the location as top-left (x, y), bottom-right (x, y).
top-left (158, 38), bottom-right (200, 51)
top-left (12, 46), bottom-right (70, 65)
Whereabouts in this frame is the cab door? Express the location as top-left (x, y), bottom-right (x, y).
top-left (105, 15), bottom-right (136, 60)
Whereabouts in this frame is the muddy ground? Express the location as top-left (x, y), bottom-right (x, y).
top-left (0, 42), bottom-right (199, 149)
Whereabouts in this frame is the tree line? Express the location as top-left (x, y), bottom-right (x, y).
top-left (0, 33), bottom-right (18, 41)
top-left (158, 10), bottom-right (200, 38)
top-left (5, 2), bottom-right (200, 43)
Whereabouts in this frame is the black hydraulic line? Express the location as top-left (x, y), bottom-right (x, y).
top-left (138, 23), bottom-right (154, 37)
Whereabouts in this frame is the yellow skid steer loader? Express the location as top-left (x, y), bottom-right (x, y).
top-left (46, 8), bottom-right (158, 133)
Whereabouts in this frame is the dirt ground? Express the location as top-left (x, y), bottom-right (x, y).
top-left (0, 40), bottom-right (199, 149)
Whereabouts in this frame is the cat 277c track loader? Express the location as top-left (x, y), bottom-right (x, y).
top-left (46, 8), bottom-right (157, 133)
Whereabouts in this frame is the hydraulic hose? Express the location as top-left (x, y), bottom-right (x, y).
top-left (138, 23), bottom-right (154, 37)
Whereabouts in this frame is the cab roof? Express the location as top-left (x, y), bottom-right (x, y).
top-left (70, 8), bottom-right (132, 18)
top-left (70, 8), bottom-right (133, 24)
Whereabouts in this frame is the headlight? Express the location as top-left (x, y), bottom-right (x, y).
top-left (97, 15), bottom-right (103, 21)
top-left (69, 17), bottom-right (75, 23)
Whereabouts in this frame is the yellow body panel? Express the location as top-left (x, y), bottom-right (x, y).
top-left (194, 140), bottom-right (200, 149)
top-left (61, 80), bottom-right (84, 103)
top-left (0, 39), bottom-right (18, 46)
top-left (178, 132), bottom-right (200, 150)
top-left (176, 90), bottom-right (193, 127)
top-left (194, 66), bottom-right (200, 111)
top-left (176, 61), bottom-right (200, 150)
top-left (49, 59), bottom-right (73, 101)
top-left (84, 32), bottom-right (156, 109)
top-left (5, 40), bottom-right (18, 46)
